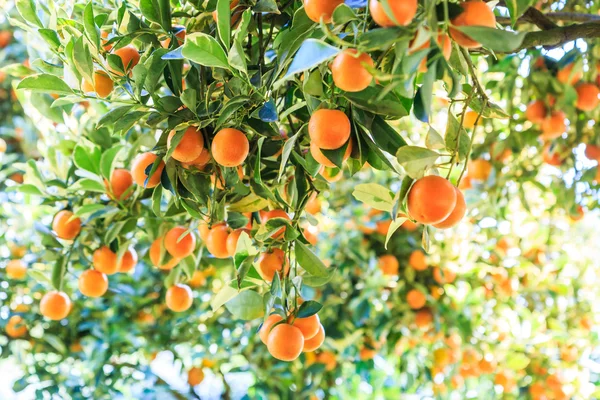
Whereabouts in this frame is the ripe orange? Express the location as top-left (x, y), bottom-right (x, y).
top-left (165, 284), bottom-right (193, 312)
top-left (585, 144), bottom-right (600, 161)
top-left (40, 291), bottom-right (72, 320)
top-left (260, 209), bottom-right (291, 238)
top-left (415, 309), bottom-right (433, 329)
top-left (168, 127), bottom-right (205, 162)
top-left (433, 187), bottom-right (466, 229)
top-left (257, 248), bottom-right (289, 282)
top-left (449, 1), bottom-right (497, 49)
top-left (206, 224), bottom-right (231, 258)
top-left (407, 289), bottom-right (426, 309)
top-left (5, 315), bottom-right (27, 338)
top-left (495, 371), bottom-right (516, 392)
top-left (540, 111), bottom-right (566, 140)
top-left (308, 109), bottom-right (351, 150)
top-left (226, 228), bottom-right (249, 256)
top-left (303, 324), bottom-right (325, 352)
top-left (525, 100), bottom-right (547, 124)
top-left (110, 45), bottom-right (140, 75)
top-left (105, 168), bottom-right (133, 200)
top-left (0, 31), bottom-right (13, 48)
top-left (182, 148), bottom-right (211, 170)
top-left (292, 314), bottom-right (320, 339)
top-left (266, 323), bottom-right (304, 361)
top-left (407, 176), bottom-right (457, 225)
top-left (542, 144), bottom-right (563, 166)
top-left (378, 255), bottom-right (399, 276)
top-left (78, 269), bottom-right (109, 297)
top-left (310, 140), bottom-right (352, 167)
top-left (161, 25), bottom-right (186, 48)
top-left (359, 347), bottom-right (376, 360)
top-left (369, 0), bottom-right (417, 27)
top-left (410, 31), bottom-right (452, 72)
top-left (330, 49), bottom-right (374, 92)
top-left (468, 159), bottom-right (492, 181)
top-left (117, 247), bottom-right (138, 272)
top-left (6, 259), bottom-right (27, 279)
top-left (433, 267), bottom-right (457, 284)
top-left (188, 270), bottom-right (206, 287)
top-left (463, 111), bottom-right (481, 129)
top-left (211, 128), bottom-right (249, 167)
top-left (260, 314), bottom-right (284, 344)
top-left (408, 250), bottom-right (427, 271)
top-left (557, 63), bottom-right (582, 85)
top-left (375, 219), bottom-right (391, 235)
top-left (165, 227), bottom-right (196, 259)
top-left (150, 237), bottom-right (181, 270)
top-left (82, 71), bottom-right (114, 98)
top-left (187, 367), bottom-right (204, 386)
top-left (304, 0), bottom-right (344, 23)
top-left (305, 194), bottom-right (322, 215)
top-left (93, 246), bottom-right (119, 275)
top-left (100, 30), bottom-right (113, 51)
top-left (131, 152), bottom-right (165, 188)
top-left (575, 83), bottom-right (600, 111)
top-left (52, 210), bottom-right (82, 240)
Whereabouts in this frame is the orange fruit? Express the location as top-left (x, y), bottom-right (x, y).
top-left (206, 224), bottom-right (231, 258)
top-left (182, 148), bottom-right (211, 169)
top-left (540, 111), bottom-right (566, 140)
top-left (78, 269), bottom-right (109, 297)
top-left (433, 267), bottom-right (457, 284)
top-left (260, 209), bottom-right (291, 238)
top-left (266, 323), bottom-right (304, 361)
top-left (569, 205), bottom-right (584, 222)
top-left (131, 152), bottom-right (165, 188)
top-left (408, 250), bottom-right (427, 271)
top-left (5, 315), bottom-right (27, 338)
top-left (40, 291), bottom-right (72, 320)
top-left (410, 31), bottom-right (452, 72)
top-left (211, 128), bottom-right (249, 167)
top-left (100, 30), bottom-right (113, 51)
top-left (6, 259), bottom-right (27, 279)
top-left (304, 0), bottom-right (344, 23)
top-left (0, 31), bottom-right (13, 48)
top-left (433, 187), bottom-right (466, 229)
top-left (260, 314), bottom-right (284, 344)
top-left (187, 367), bottom-right (204, 386)
top-left (292, 314), bottom-right (320, 340)
top-left (82, 71), bottom-right (114, 98)
top-left (188, 270), bottom-right (206, 287)
top-left (110, 45), bottom-right (140, 75)
top-left (468, 159), bottom-right (492, 181)
top-left (407, 289), bottom-right (426, 309)
top-left (359, 347), bottom-right (376, 360)
top-left (226, 228), bottom-right (249, 256)
top-left (525, 100), bottom-right (547, 124)
top-left (164, 226), bottom-right (196, 259)
top-left (407, 176), bottom-right (457, 224)
top-left (161, 25), bottom-right (186, 48)
top-left (305, 194), bottom-right (322, 214)
top-left (165, 284), bottom-right (193, 312)
top-left (330, 49), bottom-right (374, 92)
top-left (575, 83), bottom-right (600, 111)
top-left (542, 144), bottom-right (563, 166)
top-left (168, 127), bottom-right (205, 162)
top-left (585, 144), bottom-right (600, 160)
top-left (308, 109), bottom-right (351, 150)
top-left (449, 1), bottom-right (497, 49)
top-left (316, 351), bottom-right (337, 370)
top-left (310, 140), bottom-right (352, 167)
top-left (117, 247), bottom-right (138, 272)
top-left (150, 237), bottom-right (181, 270)
top-left (52, 210), bottom-right (82, 240)
top-left (378, 254), bottom-right (399, 276)
top-left (93, 246), bottom-right (119, 275)
top-left (303, 324), bottom-right (325, 352)
top-left (463, 111), bottom-right (481, 129)
top-left (369, 0), bottom-right (417, 27)
top-left (257, 248), bottom-right (289, 282)
top-left (415, 308), bottom-right (433, 329)
top-left (105, 168), bottom-right (133, 200)
top-left (557, 63), bottom-right (582, 85)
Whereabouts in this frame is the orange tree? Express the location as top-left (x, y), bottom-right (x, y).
top-left (2, 0), bottom-right (600, 398)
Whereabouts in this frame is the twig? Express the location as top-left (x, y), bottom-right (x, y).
top-left (504, 21), bottom-right (600, 53)
top-left (497, 12), bottom-right (600, 26)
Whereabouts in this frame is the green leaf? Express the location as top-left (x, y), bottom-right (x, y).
top-left (51, 257), bottom-right (67, 291)
top-left (181, 33), bottom-right (230, 70)
top-left (296, 300), bottom-right (323, 318)
top-left (344, 86), bottom-right (408, 118)
top-left (15, 184), bottom-right (44, 196)
top-left (16, 0), bottom-right (43, 27)
top-left (283, 39), bottom-right (340, 79)
top-left (73, 37), bottom-right (94, 85)
top-left (505, 0), bottom-right (536, 26)
top-left (254, 0), bottom-right (280, 13)
top-left (216, 0), bottom-right (231, 50)
top-left (84, 2), bottom-right (100, 50)
top-left (1, 63), bottom-right (35, 78)
top-left (425, 126), bottom-right (445, 150)
top-left (73, 144), bottom-right (101, 175)
top-left (71, 178), bottom-right (106, 193)
top-left (17, 74), bottom-right (73, 95)
top-left (211, 285), bottom-right (241, 311)
top-left (396, 146), bottom-right (439, 179)
top-left (352, 183), bottom-right (395, 212)
top-left (453, 26), bottom-right (527, 52)
top-left (506, 353), bottom-right (530, 370)
top-left (225, 290), bottom-right (265, 320)
top-left (385, 217), bottom-right (407, 249)
top-left (140, 0), bottom-right (161, 24)
top-left (445, 114), bottom-right (470, 161)
top-left (97, 106), bottom-right (135, 129)
top-left (38, 29), bottom-right (61, 50)
top-left (43, 334), bottom-right (67, 354)
top-left (28, 270), bottom-right (52, 285)
top-left (295, 240), bottom-right (328, 277)
top-left (332, 4), bottom-right (357, 25)
top-left (370, 116), bottom-right (408, 155)
top-left (75, 204), bottom-right (107, 218)
top-left (303, 267), bottom-right (337, 287)
top-left (278, 132), bottom-right (300, 180)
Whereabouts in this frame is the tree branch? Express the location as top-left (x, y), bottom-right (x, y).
top-left (498, 12), bottom-right (600, 26)
top-left (512, 21), bottom-right (600, 53)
